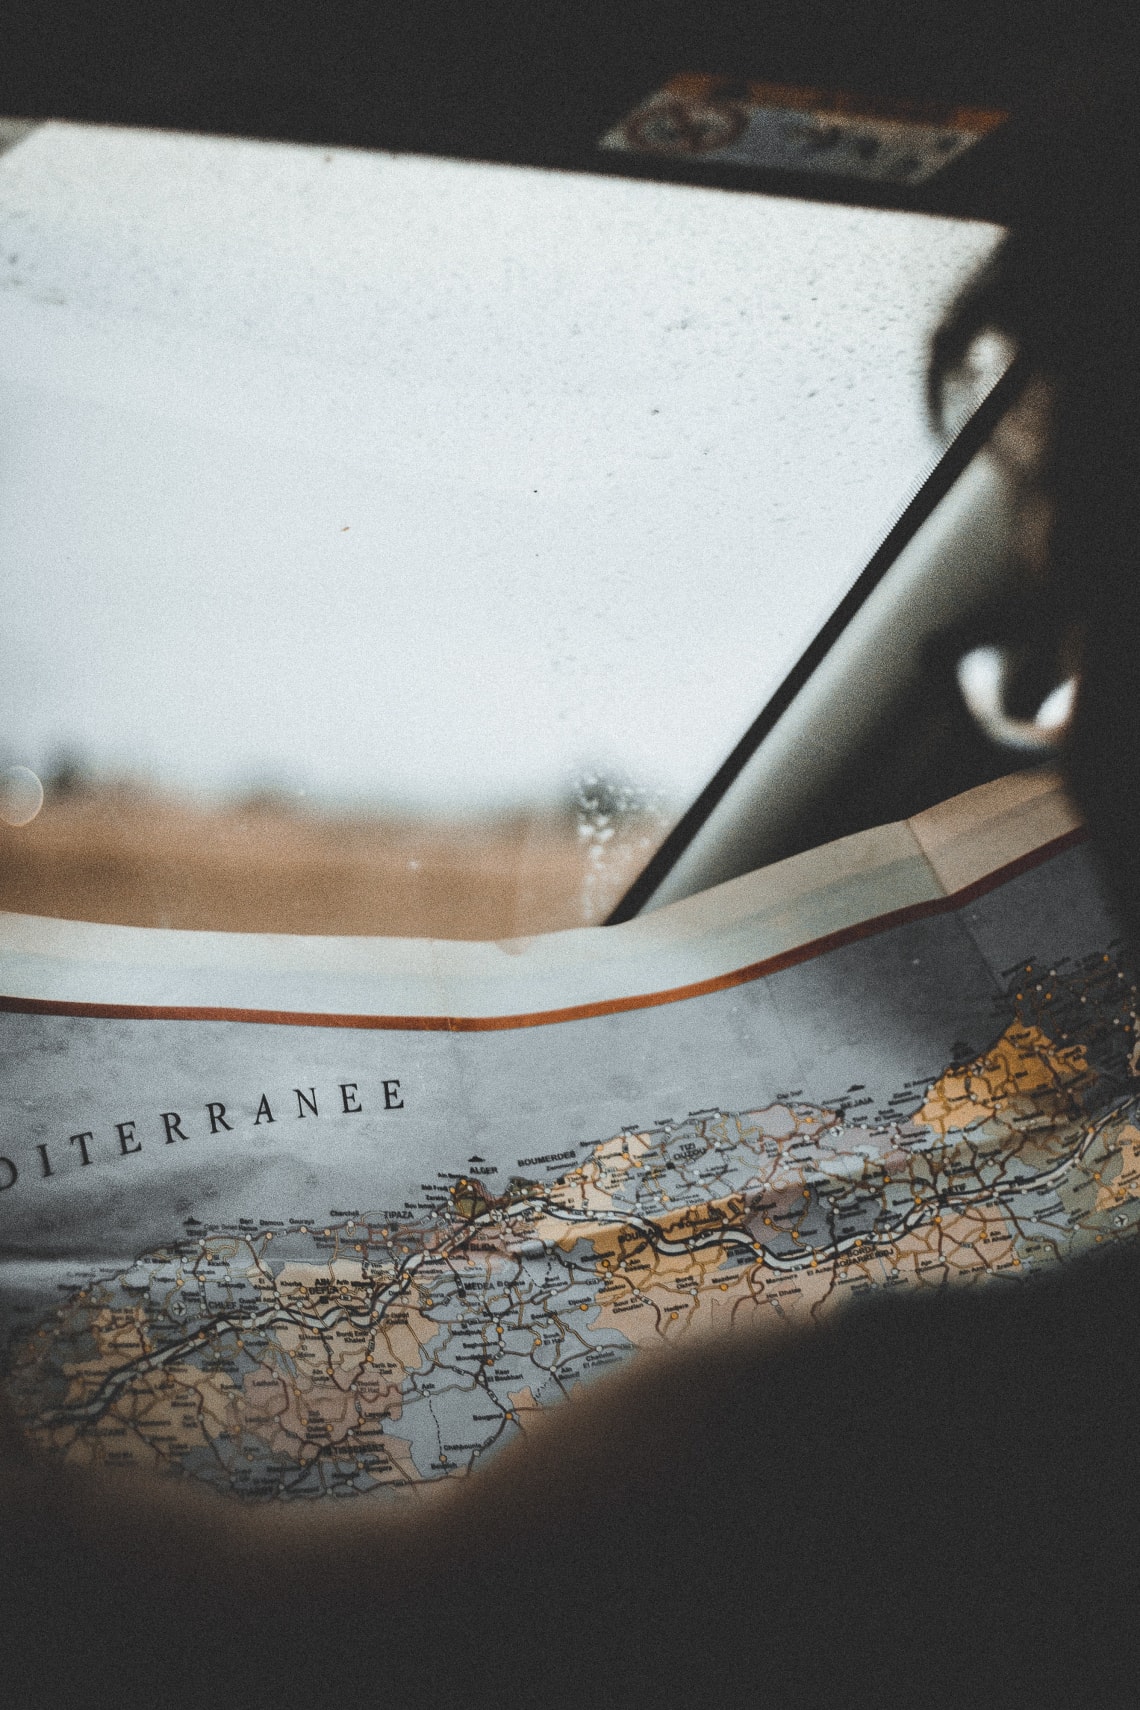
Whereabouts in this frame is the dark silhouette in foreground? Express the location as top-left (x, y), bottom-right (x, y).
top-left (3, 1238), bottom-right (1140, 1706)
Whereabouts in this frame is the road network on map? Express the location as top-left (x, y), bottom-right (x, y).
top-left (7, 947), bottom-right (1140, 1499)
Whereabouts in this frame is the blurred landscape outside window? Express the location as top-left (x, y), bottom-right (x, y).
top-left (0, 123), bottom-right (1003, 937)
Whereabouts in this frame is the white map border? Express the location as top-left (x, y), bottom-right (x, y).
top-left (0, 769), bottom-right (1080, 1022)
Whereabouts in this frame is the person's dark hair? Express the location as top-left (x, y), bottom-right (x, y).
top-left (928, 96), bottom-right (1140, 942)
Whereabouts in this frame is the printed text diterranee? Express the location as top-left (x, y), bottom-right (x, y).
top-left (0, 1077), bottom-right (405, 1196)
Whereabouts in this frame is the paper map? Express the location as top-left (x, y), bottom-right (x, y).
top-left (2, 769), bottom-right (1137, 1500)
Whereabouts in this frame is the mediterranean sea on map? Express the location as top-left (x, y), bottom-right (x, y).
top-left (2, 837), bottom-right (1139, 1500)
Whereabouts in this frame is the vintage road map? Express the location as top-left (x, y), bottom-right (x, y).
top-left (2, 769), bottom-right (1137, 1500)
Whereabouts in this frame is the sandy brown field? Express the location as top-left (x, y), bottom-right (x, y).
top-left (0, 788), bottom-right (664, 939)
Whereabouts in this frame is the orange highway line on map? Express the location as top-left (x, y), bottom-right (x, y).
top-left (0, 827), bottom-right (1087, 1032)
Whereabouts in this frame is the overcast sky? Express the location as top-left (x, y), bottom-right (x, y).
top-left (0, 124), bottom-right (1001, 813)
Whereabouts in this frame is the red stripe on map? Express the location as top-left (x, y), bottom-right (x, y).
top-left (0, 826), bottom-right (1089, 1032)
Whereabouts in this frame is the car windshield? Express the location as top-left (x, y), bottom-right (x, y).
top-left (0, 121), bottom-right (1003, 937)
